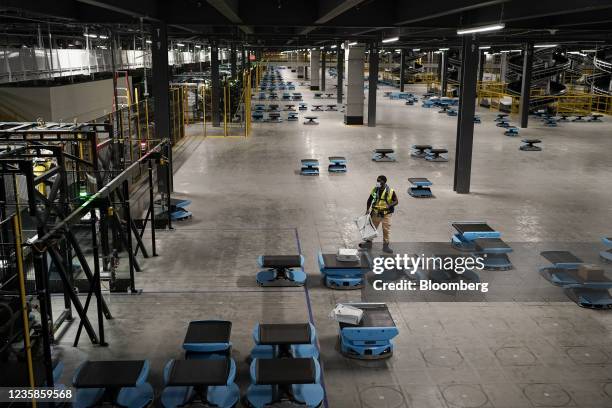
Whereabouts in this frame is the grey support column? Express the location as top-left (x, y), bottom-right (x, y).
top-left (399, 49), bottom-right (406, 92)
top-left (336, 42), bottom-right (344, 104)
top-left (500, 52), bottom-right (507, 82)
top-left (310, 50), bottom-right (320, 90)
top-left (241, 47), bottom-right (246, 70)
top-left (367, 42), bottom-right (379, 127)
top-left (440, 51), bottom-right (448, 97)
top-left (211, 43), bottom-right (220, 127)
top-left (297, 51), bottom-right (304, 78)
top-left (151, 22), bottom-right (172, 192)
top-left (478, 50), bottom-right (485, 83)
top-left (453, 34), bottom-right (479, 194)
top-left (344, 42), bottom-right (365, 125)
top-left (519, 42), bottom-right (534, 128)
top-left (320, 49), bottom-right (326, 91)
top-left (230, 44), bottom-right (237, 79)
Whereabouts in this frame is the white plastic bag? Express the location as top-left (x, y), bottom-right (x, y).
top-left (329, 304), bottom-right (363, 325)
top-left (355, 214), bottom-right (378, 241)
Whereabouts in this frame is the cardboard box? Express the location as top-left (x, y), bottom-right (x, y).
top-left (576, 264), bottom-right (605, 282)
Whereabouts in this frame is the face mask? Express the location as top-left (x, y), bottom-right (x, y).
top-left (376, 182), bottom-right (382, 188)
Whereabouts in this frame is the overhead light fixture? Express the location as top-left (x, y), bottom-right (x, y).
top-left (68, 44), bottom-right (74, 47)
top-left (382, 36), bottom-right (399, 43)
top-left (146, 40), bottom-right (152, 44)
top-left (457, 23), bottom-right (505, 35)
top-left (534, 44), bottom-right (557, 48)
top-left (439, 47), bottom-right (449, 51)
top-left (331, 45), bottom-right (337, 49)
top-left (84, 33), bottom-right (97, 38)
top-left (581, 49), bottom-right (596, 53)
top-left (568, 51), bottom-right (587, 57)
top-left (479, 46), bottom-right (491, 50)
top-left (98, 35), bottom-right (108, 39)
top-left (195, 45), bottom-right (201, 48)
top-left (176, 43), bottom-right (185, 47)
top-left (348, 42), bottom-right (358, 46)
top-left (412, 48), bottom-right (420, 52)
top-left (98, 45), bottom-right (107, 49)
top-left (320, 46), bottom-right (324, 50)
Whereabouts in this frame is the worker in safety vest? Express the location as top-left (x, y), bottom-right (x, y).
top-left (359, 175), bottom-right (398, 253)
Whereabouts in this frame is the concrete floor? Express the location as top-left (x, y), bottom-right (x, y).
top-left (52, 68), bottom-right (612, 408)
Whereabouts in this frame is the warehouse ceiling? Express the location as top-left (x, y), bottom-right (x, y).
top-left (1, 0), bottom-right (612, 49)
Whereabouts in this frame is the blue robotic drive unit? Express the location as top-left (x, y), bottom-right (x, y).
top-left (328, 156), bottom-right (347, 173)
top-left (318, 251), bottom-right (368, 289)
top-left (256, 255), bottom-right (306, 286)
top-left (337, 303), bottom-right (399, 360)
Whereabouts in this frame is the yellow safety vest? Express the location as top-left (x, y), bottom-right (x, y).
top-left (371, 186), bottom-right (394, 214)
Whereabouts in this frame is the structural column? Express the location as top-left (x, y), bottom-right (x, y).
top-left (310, 49), bottom-right (320, 90)
top-left (519, 42), bottom-right (534, 128)
top-left (241, 47), bottom-right (246, 70)
top-left (230, 44), bottom-right (237, 79)
top-left (367, 42), bottom-right (379, 127)
top-left (320, 49), bottom-right (326, 91)
top-left (343, 42), bottom-right (365, 125)
top-left (399, 49), bottom-right (406, 92)
top-left (478, 50), bottom-right (485, 82)
top-left (151, 22), bottom-right (172, 192)
top-left (440, 50), bottom-right (448, 97)
top-left (210, 43), bottom-right (220, 127)
top-left (297, 51), bottom-right (304, 78)
top-left (453, 34), bottom-right (479, 194)
top-left (500, 52), bottom-right (507, 82)
top-left (336, 42), bottom-right (344, 104)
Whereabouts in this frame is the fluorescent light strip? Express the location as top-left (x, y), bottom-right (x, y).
top-left (176, 43), bottom-right (185, 47)
top-left (457, 23), bottom-right (505, 35)
top-left (98, 35), bottom-right (108, 39)
top-left (331, 45), bottom-right (337, 49)
top-left (534, 44), bottom-right (557, 48)
top-left (412, 48), bottom-right (420, 52)
top-left (382, 36), bottom-right (399, 43)
top-left (84, 33), bottom-right (97, 38)
top-left (439, 48), bottom-right (449, 51)
top-left (348, 42), bottom-right (358, 46)
top-left (479, 46), bottom-right (491, 49)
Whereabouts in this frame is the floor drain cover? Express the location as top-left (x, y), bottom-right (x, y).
top-left (422, 348), bottom-right (463, 367)
top-left (495, 346), bottom-right (538, 366)
top-left (442, 384), bottom-right (488, 408)
top-left (565, 346), bottom-right (609, 365)
top-left (523, 384), bottom-right (571, 407)
top-left (360, 386), bottom-right (405, 408)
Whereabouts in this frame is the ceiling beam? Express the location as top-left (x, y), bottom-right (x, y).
top-left (74, 0), bottom-right (159, 21)
top-left (459, 0), bottom-right (612, 28)
top-left (315, 0), bottom-right (367, 24)
top-left (206, 0), bottom-right (253, 34)
top-left (395, 0), bottom-right (509, 25)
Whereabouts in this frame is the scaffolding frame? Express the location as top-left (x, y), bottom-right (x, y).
top-left (1, 121), bottom-right (171, 388)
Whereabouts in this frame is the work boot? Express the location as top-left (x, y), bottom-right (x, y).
top-left (382, 243), bottom-right (393, 253)
top-left (359, 240), bottom-right (373, 249)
